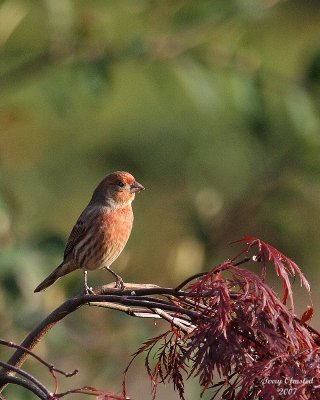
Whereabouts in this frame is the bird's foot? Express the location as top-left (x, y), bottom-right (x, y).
top-left (115, 277), bottom-right (124, 290)
top-left (85, 285), bottom-right (95, 295)
top-left (104, 266), bottom-right (125, 290)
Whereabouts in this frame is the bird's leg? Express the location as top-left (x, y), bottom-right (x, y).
top-left (83, 270), bottom-right (95, 294)
top-left (104, 266), bottom-right (124, 289)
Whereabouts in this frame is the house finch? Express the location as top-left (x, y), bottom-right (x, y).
top-left (34, 171), bottom-right (144, 293)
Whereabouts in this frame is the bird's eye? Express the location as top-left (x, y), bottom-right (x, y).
top-left (118, 181), bottom-right (125, 187)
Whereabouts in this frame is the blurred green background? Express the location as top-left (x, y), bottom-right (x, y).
top-left (1, 0), bottom-right (320, 398)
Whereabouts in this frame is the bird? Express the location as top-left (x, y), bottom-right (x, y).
top-left (34, 171), bottom-right (144, 293)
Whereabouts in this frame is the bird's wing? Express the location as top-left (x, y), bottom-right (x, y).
top-left (63, 217), bottom-right (87, 260)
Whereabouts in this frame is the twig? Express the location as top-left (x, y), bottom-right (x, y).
top-left (0, 340), bottom-right (78, 378)
top-left (55, 386), bottom-right (130, 399)
top-left (174, 272), bottom-right (209, 291)
top-left (1, 376), bottom-right (49, 400)
top-left (85, 294), bottom-right (200, 319)
top-left (0, 362), bottom-right (52, 398)
top-left (0, 284), bottom-right (200, 391)
top-left (152, 309), bottom-right (194, 334)
top-left (174, 257), bottom-right (251, 291)
top-left (0, 295), bottom-right (85, 389)
top-left (88, 302), bottom-right (162, 319)
top-left (97, 284), bottom-right (188, 297)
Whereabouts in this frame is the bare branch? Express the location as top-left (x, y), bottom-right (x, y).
top-left (152, 309), bottom-right (194, 333)
top-left (0, 362), bottom-right (52, 398)
top-left (0, 282), bottom-right (199, 391)
top-left (55, 386), bottom-right (130, 399)
top-left (1, 376), bottom-right (49, 400)
top-left (0, 340), bottom-right (78, 378)
top-left (1, 246), bottom-right (317, 399)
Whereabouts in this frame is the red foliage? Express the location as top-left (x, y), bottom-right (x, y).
top-left (234, 237), bottom-right (311, 308)
top-left (125, 238), bottom-right (320, 399)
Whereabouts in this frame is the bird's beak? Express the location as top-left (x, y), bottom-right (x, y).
top-left (130, 181), bottom-right (145, 193)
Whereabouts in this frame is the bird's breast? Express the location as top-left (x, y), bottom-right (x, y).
top-left (80, 205), bottom-right (134, 270)
top-left (101, 206), bottom-right (134, 244)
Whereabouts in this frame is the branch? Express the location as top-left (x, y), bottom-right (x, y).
top-left (0, 282), bottom-right (198, 392)
top-left (1, 248), bottom-right (316, 399)
top-left (0, 362), bottom-right (51, 399)
top-left (0, 340), bottom-right (78, 378)
top-left (55, 386), bottom-right (130, 399)
top-left (174, 257), bottom-right (251, 291)
top-left (151, 308), bottom-right (194, 333)
top-left (1, 376), bottom-right (49, 400)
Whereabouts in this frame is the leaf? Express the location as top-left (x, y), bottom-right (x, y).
top-left (234, 237), bottom-right (311, 309)
top-left (301, 306), bottom-right (314, 324)
top-left (124, 237), bottom-right (319, 399)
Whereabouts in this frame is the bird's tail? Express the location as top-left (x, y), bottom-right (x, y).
top-left (34, 262), bottom-right (74, 292)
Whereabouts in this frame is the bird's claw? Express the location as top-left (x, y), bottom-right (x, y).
top-left (115, 278), bottom-right (124, 290)
top-left (85, 285), bottom-right (95, 295)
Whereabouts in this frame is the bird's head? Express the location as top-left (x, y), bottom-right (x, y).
top-left (91, 171), bottom-right (144, 207)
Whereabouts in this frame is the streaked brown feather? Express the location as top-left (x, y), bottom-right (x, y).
top-left (34, 171), bottom-right (143, 292)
